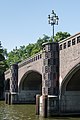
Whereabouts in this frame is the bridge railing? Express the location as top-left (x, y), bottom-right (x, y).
top-left (59, 32), bottom-right (80, 50)
top-left (5, 51), bottom-right (42, 75)
top-left (5, 69), bottom-right (10, 75)
top-left (18, 51), bottom-right (42, 68)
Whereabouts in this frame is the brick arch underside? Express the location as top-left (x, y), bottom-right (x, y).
top-left (60, 63), bottom-right (80, 113)
top-left (18, 70), bottom-right (42, 103)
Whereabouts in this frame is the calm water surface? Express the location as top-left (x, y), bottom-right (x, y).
top-left (0, 101), bottom-right (80, 120)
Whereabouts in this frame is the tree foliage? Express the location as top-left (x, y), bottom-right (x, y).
top-left (0, 42), bottom-right (7, 73)
top-left (54, 31), bottom-right (71, 42)
top-left (0, 42), bottom-right (8, 98)
top-left (6, 35), bottom-right (50, 67)
top-left (6, 31), bottom-right (71, 67)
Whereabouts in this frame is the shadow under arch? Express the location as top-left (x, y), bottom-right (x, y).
top-left (18, 70), bottom-right (42, 103)
top-left (5, 78), bottom-right (10, 92)
top-left (19, 70), bottom-right (42, 91)
top-left (61, 63), bottom-right (80, 94)
top-left (60, 63), bottom-right (80, 112)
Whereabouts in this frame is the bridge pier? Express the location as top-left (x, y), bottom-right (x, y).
top-left (5, 92), bottom-right (9, 104)
top-left (10, 63), bottom-right (18, 104)
top-left (36, 42), bottom-right (59, 117)
top-left (5, 92), bottom-right (18, 104)
top-left (5, 63), bottom-right (18, 104)
top-left (42, 42), bottom-right (59, 96)
top-left (36, 94), bottom-right (59, 117)
top-left (36, 94), bottom-right (40, 115)
top-left (10, 93), bottom-right (18, 104)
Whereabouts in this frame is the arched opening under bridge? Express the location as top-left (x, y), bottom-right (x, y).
top-left (60, 64), bottom-right (80, 113)
top-left (19, 71), bottom-right (42, 103)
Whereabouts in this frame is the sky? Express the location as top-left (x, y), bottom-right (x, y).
top-left (0, 0), bottom-right (80, 52)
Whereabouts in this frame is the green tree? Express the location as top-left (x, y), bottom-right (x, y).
top-left (31, 35), bottom-right (50, 55)
top-left (31, 43), bottom-right (39, 56)
top-left (19, 46), bottom-right (27, 60)
top-left (6, 31), bottom-right (71, 67)
top-left (0, 42), bottom-right (5, 73)
top-left (37, 35), bottom-right (50, 49)
top-left (54, 31), bottom-right (71, 42)
top-left (6, 47), bottom-right (21, 67)
top-left (0, 41), bottom-right (7, 99)
top-left (26, 44), bottom-right (35, 58)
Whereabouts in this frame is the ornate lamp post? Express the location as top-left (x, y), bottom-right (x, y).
top-left (48, 10), bottom-right (59, 41)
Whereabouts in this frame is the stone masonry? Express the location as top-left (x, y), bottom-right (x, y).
top-left (5, 32), bottom-right (80, 114)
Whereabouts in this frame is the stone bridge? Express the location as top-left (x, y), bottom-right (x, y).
top-left (5, 52), bottom-right (42, 103)
top-left (5, 32), bottom-right (80, 113)
top-left (59, 32), bottom-right (80, 112)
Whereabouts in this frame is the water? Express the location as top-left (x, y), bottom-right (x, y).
top-left (0, 101), bottom-right (80, 120)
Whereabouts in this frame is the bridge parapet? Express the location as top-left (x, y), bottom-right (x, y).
top-left (18, 51), bottom-right (42, 68)
top-left (59, 32), bottom-right (80, 50)
top-left (5, 69), bottom-right (11, 81)
top-left (59, 32), bottom-right (80, 82)
top-left (5, 51), bottom-right (42, 79)
top-left (5, 69), bottom-right (10, 75)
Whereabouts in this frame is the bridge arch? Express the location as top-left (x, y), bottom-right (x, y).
top-left (60, 63), bottom-right (80, 112)
top-left (61, 63), bottom-right (80, 93)
top-left (18, 70), bottom-right (42, 103)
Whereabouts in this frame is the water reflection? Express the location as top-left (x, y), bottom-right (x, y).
top-left (0, 101), bottom-right (36, 120)
top-left (0, 101), bottom-right (80, 120)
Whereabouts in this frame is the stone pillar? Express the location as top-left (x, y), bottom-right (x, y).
top-left (39, 95), bottom-right (48, 117)
top-left (41, 42), bottom-right (59, 117)
top-left (42, 42), bottom-right (59, 95)
top-left (5, 92), bottom-right (11, 104)
top-left (42, 95), bottom-right (48, 118)
top-left (10, 63), bottom-right (18, 104)
top-left (5, 92), bottom-right (8, 104)
top-left (36, 94), bottom-right (40, 115)
top-left (7, 92), bottom-right (11, 105)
